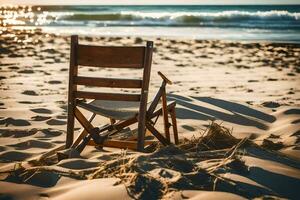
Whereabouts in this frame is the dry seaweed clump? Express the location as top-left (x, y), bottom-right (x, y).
top-left (0, 122), bottom-right (252, 199)
top-left (87, 122), bottom-right (249, 199)
top-left (178, 121), bottom-right (239, 152)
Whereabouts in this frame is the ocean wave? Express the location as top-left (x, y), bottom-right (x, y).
top-left (62, 10), bottom-right (300, 22)
top-left (54, 10), bottom-right (300, 29)
top-left (3, 7), bottom-right (299, 29)
top-left (64, 13), bottom-right (135, 21)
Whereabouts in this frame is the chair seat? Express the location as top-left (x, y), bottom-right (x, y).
top-left (77, 100), bottom-right (150, 120)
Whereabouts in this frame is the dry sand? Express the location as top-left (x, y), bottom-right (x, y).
top-left (0, 27), bottom-right (300, 199)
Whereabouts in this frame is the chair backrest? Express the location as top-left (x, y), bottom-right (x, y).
top-left (68, 35), bottom-right (153, 108)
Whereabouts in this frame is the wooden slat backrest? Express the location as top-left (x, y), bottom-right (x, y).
top-left (68, 35), bottom-right (153, 102)
top-left (77, 45), bottom-right (145, 68)
top-left (67, 35), bottom-right (153, 150)
top-left (74, 76), bottom-right (142, 88)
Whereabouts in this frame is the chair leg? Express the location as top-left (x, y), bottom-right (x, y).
top-left (137, 122), bottom-right (146, 152)
top-left (162, 89), bottom-right (171, 143)
top-left (74, 108), bottom-right (109, 145)
top-left (76, 134), bottom-right (93, 154)
top-left (137, 100), bottom-right (147, 151)
top-left (71, 113), bottom-right (96, 148)
top-left (66, 35), bottom-right (78, 148)
top-left (66, 102), bottom-right (75, 148)
top-left (170, 107), bottom-right (179, 145)
top-left (74, 107), bottom-right (94, 133)
top-left (146, 122), bottom-right (170, 146)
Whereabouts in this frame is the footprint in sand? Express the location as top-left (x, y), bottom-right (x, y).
top-left (0, 129), bottom-right (38, 138)
top-left (267, 78), bottom-right (278, 81)
top-left (18, 69), bottom-right (34, 74)
top-left (262, 101), bottom-right (281, 108)
top-left (30, 108), bottom-right (52, 114)
top-left (56, 115), bottom-right (67, 119)
top-left (44, 72), bottom-right (51, 75)
top-left (134, 37), bottom-right (143, 44)
top-left (287, 73), bottom-right (296, 76)
top-left (18, 101), bottom-right (42, 104)
top-left (0, 151), bottom-right (32, 162)
top-left (48, 80), bottom-right (62, 84)
top-left (46, 119), bottom-right (67, 126)
top-left (8, 66), bottom-right (19, 70)
top-left (22, 90), bottom-right (38, 96)
top-left (31, 115), bottom-right (52, 121)
top-left (0, 117), bottom-right (31, 126)
top-left (57, 159), bottom-right (99, 170)
top-left (284, 109), bottom-right (300, 115)
top-left (248, 80), bottom-right (259, 82)
top-left (59, 105), bottom-right (68, 112)
top-left (20, 170), bottom-right (60, 187)
top-left (45, 61), bottom-right (55, 64)
top-left (54, 58), bottom-right (61, 63)
top-left (291, 130), bottom-right (300, 136)
top-left (8, 139), bottom-right (54, 150)
top-left (35, 129), bottom-right (63, 138)
top-left (43, 48), bottom-right (58, 54)
top-left (291, 119), bottom-right (300, 124)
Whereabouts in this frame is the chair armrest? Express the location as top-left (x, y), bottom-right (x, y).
top-left (148, 72), bottom-right (173, 115)
top-left (158, 71), bottom-right (172, 85)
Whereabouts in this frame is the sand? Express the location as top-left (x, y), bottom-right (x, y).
top-left (0, 27), bottom-right (300, 199)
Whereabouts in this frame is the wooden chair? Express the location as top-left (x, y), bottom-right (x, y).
top-left (65, 35), bottom-right (178, 155)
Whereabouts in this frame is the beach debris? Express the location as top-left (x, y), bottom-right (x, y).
top-left (178, 121), bottom-right (239, 152)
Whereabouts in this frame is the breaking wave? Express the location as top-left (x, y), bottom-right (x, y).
top-left (59, 10), bottom-right (300, 28)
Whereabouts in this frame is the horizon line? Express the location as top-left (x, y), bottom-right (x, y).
top-left (1, 3), bottom-right (300, 6)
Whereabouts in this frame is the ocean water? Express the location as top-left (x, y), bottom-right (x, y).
top-left (1, 5), bottom-right (300, 42)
